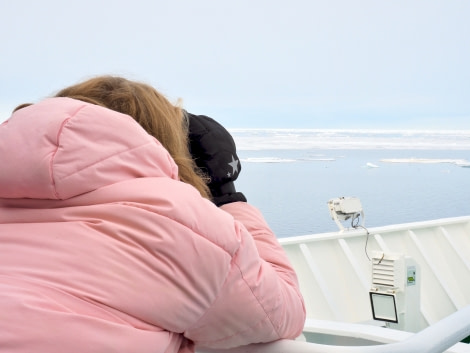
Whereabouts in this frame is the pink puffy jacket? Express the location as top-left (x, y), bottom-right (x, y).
top-left (0, 98), bottom-right (305, 353)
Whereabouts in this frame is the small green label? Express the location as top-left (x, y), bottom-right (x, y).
top-left (407, 266), bottom-right (416, 286)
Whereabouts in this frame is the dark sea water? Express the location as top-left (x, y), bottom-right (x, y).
top-left (230, 130), bottom-right (470, 238)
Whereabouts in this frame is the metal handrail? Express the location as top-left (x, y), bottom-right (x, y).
top-left (198, 305), bottom-right (470, 353)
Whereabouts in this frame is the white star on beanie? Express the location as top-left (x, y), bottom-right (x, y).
top-left (228, 155), bottom-right (239, 175)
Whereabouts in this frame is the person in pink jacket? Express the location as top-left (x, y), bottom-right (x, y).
top-left (0, 76), bottom-right (306, 353)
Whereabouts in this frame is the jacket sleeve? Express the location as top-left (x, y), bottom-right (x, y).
top-left (185, 201), bottom-right (306, 349)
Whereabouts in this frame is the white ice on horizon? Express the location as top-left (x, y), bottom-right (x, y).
top-left (242, 157), bottom-right (296, 163)
top-left (229, 128), bottom-right (470, 151)
top-left (366, 162), bottom-right (380, 168)
top-left (381, 158), bottom-right (470, 167)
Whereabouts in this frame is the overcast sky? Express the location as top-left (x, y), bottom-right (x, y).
top-left (1, 0), bottom-right (469, 129)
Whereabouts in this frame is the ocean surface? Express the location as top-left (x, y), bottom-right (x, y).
top-left (229, 129), bottom-right (470, 238)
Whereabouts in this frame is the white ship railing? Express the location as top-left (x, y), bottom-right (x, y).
top-left (279, 216), bottom-right (470, 329)
top-left (199, 305), bottom-right (470, 352)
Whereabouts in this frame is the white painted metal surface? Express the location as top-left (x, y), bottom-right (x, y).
top-left (279, 216), bottom-right (470, 330)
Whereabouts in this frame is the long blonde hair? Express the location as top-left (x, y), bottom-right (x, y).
top-left (54, 75), bottom-right (211, 199)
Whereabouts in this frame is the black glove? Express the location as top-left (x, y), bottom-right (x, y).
top-left (186, 111), bottom-right (247, 206)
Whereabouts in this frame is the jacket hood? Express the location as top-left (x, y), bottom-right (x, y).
top-left (0, 97), bottom-right (179, 200)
